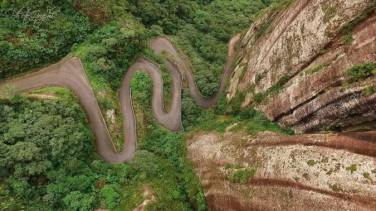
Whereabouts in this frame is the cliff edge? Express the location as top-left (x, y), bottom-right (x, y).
top-left (228, 0), bottom-right (376, 133)
top-left (187, 0), bottom-right (376, 210)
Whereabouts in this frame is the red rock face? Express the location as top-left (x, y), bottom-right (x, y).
top-left (186, 130), bottom-right (376, 211)
top-left (261, 12), bottom-right (376, 133)
top-left (228, 0), bottom-right (376, 133)
top-left (200, 1), bottom-right (376, 210)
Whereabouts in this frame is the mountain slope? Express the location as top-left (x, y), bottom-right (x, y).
top-left (228, 0), bottom-right (376, 133)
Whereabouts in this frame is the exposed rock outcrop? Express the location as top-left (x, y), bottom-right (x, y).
top-left (187, 1), bottom-right (376, 210)
top-left (133, 184), bottom-right (157, 211)
top-left (228, 0), bottom-right (376, 133)
top-left (187, 129), bottom-right (376, 210)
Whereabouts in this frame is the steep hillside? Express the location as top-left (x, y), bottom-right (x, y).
top-left (185, 0), bottom-right (376, 210)
top-left (187, 129), bottom-right (376, 210)
top-left (228, 0), bottom-right (376, 133)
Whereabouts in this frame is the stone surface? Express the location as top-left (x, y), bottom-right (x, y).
top-left (187, 129), bottom-right (376, 211)
top-left (228, 0), bottom-right (376, 133)
top-left (188, 1), bottom-right (376, 210)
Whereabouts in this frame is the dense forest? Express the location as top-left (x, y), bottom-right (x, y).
top-left (0, 0), bottom-right (287, 210)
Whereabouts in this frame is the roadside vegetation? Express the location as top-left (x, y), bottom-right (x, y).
top-left (0, 1), bottom-right (92, 81)
top-left (0, 0), bottom-right (290, 210)
top-left (0, 89), bottom-right (206, 210)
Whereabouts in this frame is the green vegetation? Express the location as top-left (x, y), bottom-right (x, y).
top-left (1, 84), bottom-right (18, 98)
top-left (226, 91), bottom-right (246, 115)
top-left (74, 20), bottom-right (147, 90)
top-left (0, 91), bottom-right (206, 210)
top-left (318, 49), bottom-right (329, 55)
top-left (305, 65), bottom-right (325, 75)
top-left (0, 0), bottom-right (93, 81)
top-left (254, 75), bottom-right (289, 104)
top-left (0, 94), bottom-right (98, 210)
top-left (342, 33), bottom-right (354, 45)
top-left (346, 164), bottom-right (357, 174)
top-left (326, 169), bottom-right (334, 176)
top-left (186, 103), bottom-right (294, 137)
top-left (346, 63), bottom-right (376, 84)
top-left (307, 160), bottom-right (317, 166)
top-left (126, 71), bottom-right (207, 210)
top-left (363, 85), bottom-right (376, 97)
top-left (0, 0), bottom-right (296, 210)
top-left (363, 172), bottom-right (371, 180)
top-left (329, 184), bottom-right (342, 192)
top-left (341, 3), bottom-right (376, 45)
top-left (29, 87), bottom-right (75, 99)
top-left (228, 167), bottom-right (257, 184)
top-left (234, 164), bottom-right (245, 169)
top-left (172, 0), bottom-right (277, 97)
top-left (181, 70), bottom-right (295, 134)
top-left (225, 163), bottom-right (232, 170)
top-left (242, 108), bottom-right (294, 136)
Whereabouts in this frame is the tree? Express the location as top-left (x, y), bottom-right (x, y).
top-left (63, 191), bottom-right (95, 211)
top-left (100, 184), bottom-right (121, 209)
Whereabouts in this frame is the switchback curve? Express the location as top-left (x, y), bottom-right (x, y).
top-left (0, 35), bottom-right (241, 163)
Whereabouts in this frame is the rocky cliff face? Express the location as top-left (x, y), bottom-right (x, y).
top-left (186, 1), bottom-right (376, 210)
top-left (187, 129), bottom-right (376, 210)
top-left (228, 0), bottom-right (376, 133)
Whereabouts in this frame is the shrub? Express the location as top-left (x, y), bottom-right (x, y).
top-left (100, 184), bottom-right (121, 209)
top-left (229, 167), bottom-right (257, 184)
top-left (363, 86), bottom-right (376, 96)
top-left (254, 93), bottom-right (265, 104)
top-left (347, 63), bottom-right (376, 83)
top-left (253, 75), bottom-right (289, 104)
top-left (342, 33), bottom-right (354, 45)
top-left (224, 163), bottom-right (232, 170)
top-left (346, 164), bottom-right (357, 174)
top-left (305, 65), bottom-right (325, 75)
top-left (329, 184), bottom-right (342, 192)
top-left (307, 160), bottom-right (316, 166)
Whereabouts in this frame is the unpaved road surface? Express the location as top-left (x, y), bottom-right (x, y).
top-left (0, 35), bottom-right (241, 163)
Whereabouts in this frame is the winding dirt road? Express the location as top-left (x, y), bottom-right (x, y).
top-left (0, 35), bottom-right (240, 163)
